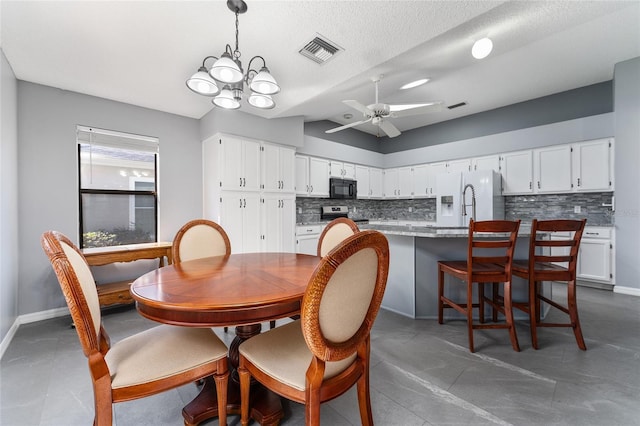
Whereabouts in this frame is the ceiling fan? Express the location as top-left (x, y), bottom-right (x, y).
top-left (326, 75), bottom-right (444, 138)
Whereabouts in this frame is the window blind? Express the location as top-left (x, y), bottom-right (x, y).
top-left (76, 125), bottom-right (159, 153)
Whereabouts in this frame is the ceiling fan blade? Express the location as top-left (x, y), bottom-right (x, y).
top-left (390, 102), bottom-right (444, 118)
top-left (343, 100), bottom-right (373, 116)
top-left (377, 119), bottom-right (401, 138)
top-left (325, 117), bottom-right (373, 134)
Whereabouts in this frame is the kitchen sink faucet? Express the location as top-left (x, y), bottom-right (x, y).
top-left (462, 183), bottom-right (476, 223)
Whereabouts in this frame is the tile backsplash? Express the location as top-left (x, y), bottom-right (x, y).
top-left (296, 192), bottom-right (614, 226)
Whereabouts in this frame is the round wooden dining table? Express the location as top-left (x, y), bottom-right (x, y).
top-left (130, 252), bottom-right (321, 426)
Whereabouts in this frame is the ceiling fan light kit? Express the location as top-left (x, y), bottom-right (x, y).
top-left (185, 0), bottom-right (280, 110)
top-left (472, 37), bottom-right (493, 59)
top-left (326, 75), bottom-right (443, 138)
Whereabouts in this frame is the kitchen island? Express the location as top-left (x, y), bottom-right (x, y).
top-left (359, 222), bottom-right (539, 320)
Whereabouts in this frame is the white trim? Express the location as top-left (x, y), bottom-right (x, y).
top-left (613, 286), bottom-right (640, 297)
top-left (0, 307), bottom-right (70, 360)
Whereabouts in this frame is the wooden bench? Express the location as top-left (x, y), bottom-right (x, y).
top-left (82, 242), bottom-right (173, 307)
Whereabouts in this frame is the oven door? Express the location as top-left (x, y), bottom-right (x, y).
top-left (330, 178), bottom-right (357, 199)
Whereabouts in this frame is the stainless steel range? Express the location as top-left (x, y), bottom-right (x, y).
top-left (321, 206), bottom-right (368, 224)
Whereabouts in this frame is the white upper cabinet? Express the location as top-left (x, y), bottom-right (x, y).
top-left (471, 154), bottom-right (501, 174)
top-left (218, 136), bottom-right (261, 192)
top-left (398, 166), bottom-right (413, 198)
top-left (448, 158), bottom-right (472, 174)
top-left (262, 142), bottom-right (295, 193)
top-left (295, 155), bottom-right (310, 196)
top-left (383, 168), bottom-right (398, 199)
top-left (412, 164), bottom-right (430, 198)
top-left (501, 150), bottom-right (533, 195)
top-left (534, 145), bottom-right (573, 193)
top-left (572, 138), bottom-right (614, 192)
top-left (355, 165), bottom-right (371, 199)
top-left (329, 161), bottom-right (356, 179)
top-left (369, 167), bottom-right (383, 199)
top-left (308, 157), bottom-right (330, 197)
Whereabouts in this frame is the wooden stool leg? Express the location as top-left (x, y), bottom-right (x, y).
top-left (438, 265), bottom-right (445, 324)
top-left (492, 282), bottom-right (499, 322)
top-left (567, 279), bottom-right (587, 350)
top-left (478, 283), bottom-right (485, 324)
top-left (529, 279), bottom-right (539, 350)
top-left (467, 280), bottom-right (475, 353)
top-left (503, 279), bottom-right (521, 352)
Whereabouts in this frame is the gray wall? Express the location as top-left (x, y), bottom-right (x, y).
top-left (613, 57), bottom-right (640, 291)
top-left (17, 82), bottom-right (202, 315)
top-left (1, 49), bottom-right (19, 339)
top-left (199, 107), bottom-right (304, 148)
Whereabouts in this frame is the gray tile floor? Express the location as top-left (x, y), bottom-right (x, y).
top-left (2, 283), bottom-right (639, 425)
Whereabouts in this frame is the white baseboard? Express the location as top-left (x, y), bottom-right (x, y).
top-left (0, 306), bottom-right (70, 360)
top-left (613, 286), bottom-right (640, 297)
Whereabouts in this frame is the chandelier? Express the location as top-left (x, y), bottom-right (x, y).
top-left (186, 0), bottom-right (280, 110)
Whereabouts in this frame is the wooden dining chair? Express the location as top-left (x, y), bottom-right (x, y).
top-left (238, 230), bottom-right (389, 426)
top-left (438, 219), bottom-right (521, 353)
top-left (172, 218), bottom-right (231, 263)
top-left (317, 217), bottom-right (360, 257)
top-left (41, 231), bottom-right (229, 426)
top-left (508, 219), bottom-right (587, 350)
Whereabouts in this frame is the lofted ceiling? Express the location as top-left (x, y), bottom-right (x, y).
top-left (2, 1), bottom-right (639, 138)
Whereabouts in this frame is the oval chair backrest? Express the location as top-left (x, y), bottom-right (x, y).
top-left (173, 220), bottom-right (231, 263)
top-left (41, 231), bottom-right (102, 357)
top-left (302, 230), bottom-right (389, 362)
top-left (317, 218), bottom-right (360, 257)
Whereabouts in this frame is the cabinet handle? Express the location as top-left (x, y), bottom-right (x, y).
top-left (529, 181), bottom-right (532, 189)
top-left (240, 177), bottom-right (243, 187)
top-left (585, 232), bottom-right (600, 236)
top-left (310, 185), bottom-right (313, 192)
top-left (243, 199), bottom-right (246, 208)
top-left (306, 185), bottom-right (309, 192)
top-left (537, 181), bottom-right (540, 189)
top-left (577, 178), bottom-right (581, 187)
top-left (239, 199), bottom-right (243, 208)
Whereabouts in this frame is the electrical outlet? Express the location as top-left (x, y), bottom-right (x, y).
top-left (298, 207), bottom-right (302, 214)
top-left (574, 206), bottom-right (581, 213)
top-left (408, 207), bottom-right (413, 212)
top-left (353, 207), bottom-right (357, 213)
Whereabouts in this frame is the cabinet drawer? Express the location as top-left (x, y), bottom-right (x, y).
top-left (583, 227), bottom-right (612, 239)
top-left (296, 225), bottom-right (322, 235)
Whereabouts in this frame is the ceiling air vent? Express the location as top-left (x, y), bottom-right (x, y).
top-left (447, 102), bottom-right (467, 110)
top-left (299, 35), bottom-right (343, 65)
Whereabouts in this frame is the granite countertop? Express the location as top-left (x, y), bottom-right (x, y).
top-left (359, 222), bottom-right (536, 238)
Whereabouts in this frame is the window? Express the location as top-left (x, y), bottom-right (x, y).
top-left (77, 126), bottom-right (159, 248)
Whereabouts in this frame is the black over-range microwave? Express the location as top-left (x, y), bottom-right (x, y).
top-left (329, 178), bottom-right (357, 199)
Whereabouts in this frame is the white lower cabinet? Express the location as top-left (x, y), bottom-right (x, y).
top-left (219, 191), bottom-right (262, 253)
top-left (578, 227), bottom-right (614, 284)
top-left (262, 194), bottom-right (296, 253)
top-left (295, 224), bottom-right (323, 256)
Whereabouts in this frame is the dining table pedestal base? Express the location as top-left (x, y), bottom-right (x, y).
top-left (182, 323), bottom-right (285, 426)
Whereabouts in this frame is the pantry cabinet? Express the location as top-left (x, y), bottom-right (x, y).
top-left (219, 191), bottom-right (261, 253)
top-left (262, 194), bottom-right (296, 253)
top-left (217, 136), bottom-right (261, 192)
top-left (262, 143), bottom-right (295, 193)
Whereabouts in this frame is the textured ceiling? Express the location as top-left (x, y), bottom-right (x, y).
top-left (2, 1), bottom-right (639, 137)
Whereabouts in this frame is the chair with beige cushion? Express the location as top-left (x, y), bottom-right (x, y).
top-left (238, 230), bottom-right (389, 426)
top-left (317, 217), bottom-right (360, 257)
top-left (172, 219), bottom-right (231, 263)
top-left (41, 231), bottom-right (229, 426)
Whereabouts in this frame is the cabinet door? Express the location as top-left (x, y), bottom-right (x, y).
top-left (262, 196), bottom-right (281, 252)
top-left (501, 150), bottom-right (533, 194)
top-left (308, 157), bottom-right (330, 197)
top-left (573, 139), bottom-right (613, 192)
top-left (535, 145), bottom-right (572, 193)
top-left (242, 139), bottom-right (262, 192)
top-left (343, 163), bottom-right (356, 180)
top-left (280, 147), bottom-right (296, 193)
top-left (369, 168), bottom-right (383, 199)
top-left (355, 165), bottom-right (370, 199)
top-left (398, 167), bottom-right (413, 198)
top-left (448, 158), bottom-right (472, 174)
top-left (280, 197), bottom-right (296, 252)
top-left (241, 193), bottom-right (262, 253)
top-left (412, 164), bottom-right (429, 198)
top-left (295, 155), bottom-right (309, 196)
top-left (220, 192), bottom-right (244, 251)
top-left (220, 137), bottom-right (244, 191)
top-left (383, 168), bottom-right (398, 198)
top-left (262, 143), bottom-right (281, 192)
top-left (472, 155), bottom-right (501, 174)
top-left (577, 239), bottom-right (611, 282)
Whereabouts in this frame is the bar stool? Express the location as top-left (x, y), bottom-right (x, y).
top-left (438, 219), bottom-right (521, 353)
top-left (507, 219), bottom-right (587, 350)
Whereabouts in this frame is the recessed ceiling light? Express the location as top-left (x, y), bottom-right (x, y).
top-left (472, 37), bottom-right (493, 59)
top-left (400, 78), bottom-right (430, 90)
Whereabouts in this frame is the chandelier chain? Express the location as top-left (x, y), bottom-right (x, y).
top-left (234, 11), bottom-right (241, 59)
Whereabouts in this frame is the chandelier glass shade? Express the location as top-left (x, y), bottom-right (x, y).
top-left (186, 0), bottom-right (280, 110)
